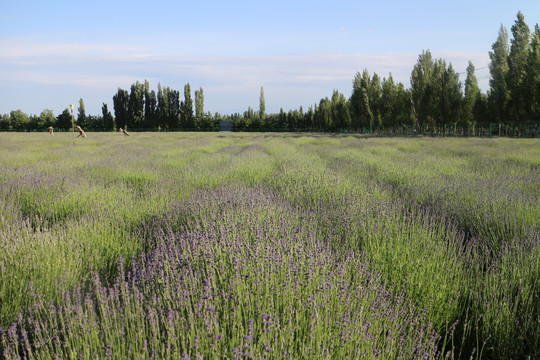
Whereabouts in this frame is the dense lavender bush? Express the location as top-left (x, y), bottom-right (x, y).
top-left (2, 186), bottom-right (440, 359)
top-left (0, 133), bottom-right (538, 359)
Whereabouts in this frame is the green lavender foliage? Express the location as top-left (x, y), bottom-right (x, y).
top-left (0, 133), bottom-right (538, 359)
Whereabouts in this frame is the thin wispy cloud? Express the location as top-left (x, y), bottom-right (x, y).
top-left (1, 36), bottom-right (489, 115)
top-left (2, 1), bottom-right (537, 115)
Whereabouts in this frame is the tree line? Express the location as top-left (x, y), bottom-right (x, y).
top-left (1, 11), bottom-right (538, 135)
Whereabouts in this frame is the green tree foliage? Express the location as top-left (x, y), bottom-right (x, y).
top-left (380, 74), bottom-right (413, 127)
top-left (462, 62), bottom-right (480, 126)
top-left (195, 87), bottom-right (205, 127)
top-left (56, 108), bottom-right (72, 130)
top-left (367, 72), bottom-right (382, 126)
top-left (351, 70), bottom-right (377, 129)
top-left (2, 11), bottom-right (539, 135)
top-left (0, 114), bottom-right (10, 130)
top-left (144, 80), bottom-right (157, 129)
top-left (350, 72), bottom-right (363, 129)
top-left (180, 83), bottom-right (194, 129)
top-left (442, 63), bottom-right (462, 127)
top-left (331, 90), bottom-right (350, 130)
top-left (113, 88), bottom-right (129, 129)
top-left (77, 98), bottom-right (86, 128)
top-left (259, 86), bottom-right (266, 121)
top-left (489, 25), bottom-right (510, 123)
top-left (128, 81), bottom-right (145, 128)
top-left (411, 50), bottom-right (435, 131)
top-left (380, 75), bottom-right (397, 126)
top-left (361, 87), bottom-right (373, 128)
top-left (10, 110), bottom-right (30, 130)
top-left (526, 25), bottom-right (540, 120)
top-left (507, 11), bottom-right (531, 122)
top-left (410, 51), bottom-right (463, 131)
top-left (36, 109), bottom-right (56, 129)
top-left (167, 89), bottom-right (180, 129)
top-left (102, 103), bottom-right (115, 131)
top-left (157, 83), bottom-right (168, 129)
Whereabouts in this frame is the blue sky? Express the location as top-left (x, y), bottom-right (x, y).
top-left (1, 1), bottom-right (539, 116)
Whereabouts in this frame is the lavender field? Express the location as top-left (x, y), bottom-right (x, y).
top-left (0, 132), bottom-right (538, 359)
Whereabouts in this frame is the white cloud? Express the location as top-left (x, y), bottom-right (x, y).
top-left (0, 38), bottom-right (492, 114)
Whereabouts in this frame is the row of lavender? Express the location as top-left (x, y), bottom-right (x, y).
top-left (1, 133), bottom-right (538, 359)
top-left (1, 185), bottom-right (441, 359)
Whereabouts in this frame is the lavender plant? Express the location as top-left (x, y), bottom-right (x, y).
top-left (2, 185), bottom-right (441, 359)
top-left (0, 133), bottom-right (538, 359)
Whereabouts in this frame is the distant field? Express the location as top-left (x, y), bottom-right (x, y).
top-left (0, 132), bottom-right (538, 359)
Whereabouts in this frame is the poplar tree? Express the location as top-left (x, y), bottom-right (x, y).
top-left (259, 86), bottom-right (266, 120)
top-left (102, 103), bottom-right (115, 130)
top-left (167, 88), bottom-right (180, 129)
top-left (526, 25), bottom-right (540, 120)
top-left (316, 98), bottom-right (332, 130)
top-left (128, 81), bottom-right (145, 128)
top-left (331, 89), bottom-right (350, 130)
top-left (443, 63), bottom-right (462, 127)
top-left (180, 83), bottom-right (194, 128)
top-left (144, 80), bottom-right (157, 129)
top-left (489, 25), bottom-right (510, 123)
top-left (361, 88), bottom-right (373, 128)
top-left (56, 108), bottom-right (72, 130)
top-left (350, 71), bottom-right (364, 129)
top-left (157, 83), bottom-right (169, 129)
top-left (195, 87), bottom-right (205, 127)
top-left (113, 88), bottom-right (129, 130)
top-left (380, 75), bottom-right (396, 126)
top-left (367, 73), bottom-right (382, 126)
top-left (380, 74), bottom-right (412, 127)
top-left (351, 70), bottom-right (375, 129)
top-left (77, 98), bottom-right (86, 127)
top-left (411, 50), bottom-right (434, 131)
top-left (506, 11), bottom-right (531, 122)
top-left (462, 61), bottom-right (480, 127)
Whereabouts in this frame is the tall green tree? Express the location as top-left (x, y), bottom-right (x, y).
top-left (56, 108), bottom-right (72, 130)
top-left (113, 88), bottom-right (129, 129)
top-left (380, 74), bottom-right (397, 126)
top-left (157, 83), bottom-right (169, 129)
top-left (526, 24), bottom-right (540, 120)
top-left (102, 103), bottom-right (115, 130)
top-left (507, 11), bottom-right (530, 122)
top-left (304, 105), bottom-right (315, 130)
top-left (489, 24), bottom-right (510, 123)
top-left (316, 98), bottom-right (332, 130)
top-left (0, 114), bottom-right (10, 130)
top-left (167, 88), bottom-right (180, 129)
top-left (462, 62), bottom-right (480, 127)
top-left (367, 72), bottom-right (382, 126)
top-left (144, 80), bottom-right (157, 129)
top-left (351, 70), bottom-right (377, 129)
top-left (331, 89), bottom-right (350, 130)
top-left (411, 50), bottom-right (435, 131)
top-left (350, 71), bottom-right (364, 129)
top-left (128, 81), bottom-right (145, 129)
top-left (77, 98), bottom-right (86, 128)
top-left (411, 51), bottom-right (462, 131)
top-left (180, 83), bottom-right (194, 128)
top-left (195, 87), bottom-right (205, 128)
top-left (442, 62), bottom-right (462, 127)
top-left (259, 86), bottom-right (266, 121)
top-left (379, 74), bottom-right (413, 128)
